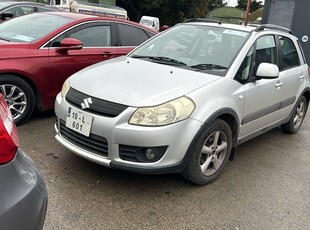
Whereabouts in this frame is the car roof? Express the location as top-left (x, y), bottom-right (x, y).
top-left (184, 21), bottom-right (258, 33)
top-left (33, 11), bottom-right (158, 33)
top-left (183, 19), bottom-right (293, 35)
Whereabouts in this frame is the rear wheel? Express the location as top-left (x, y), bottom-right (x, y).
top-left (281, 96), bottom-right (307, 134)
top-left (182, 119), bottom-right (232, 185)
top-left (0, 75), bottom-right (35, 125)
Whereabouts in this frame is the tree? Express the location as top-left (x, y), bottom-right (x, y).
top-left (116, 0), bottom-right (210, 26)
top-left (207, 0), bottom-right (227, 12)
top-left (236, 0), bottom-right (263, 12)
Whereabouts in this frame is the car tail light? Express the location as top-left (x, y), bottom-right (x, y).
top-left (0, 94), bottom-right (19, 164)
top-left (308, 66), bottom-right (310, 78)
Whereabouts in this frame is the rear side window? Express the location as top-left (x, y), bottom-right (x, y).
top-left (279, 36), bottom-right (300, 70)
top-left (117, 23), bottom-right (150, 46)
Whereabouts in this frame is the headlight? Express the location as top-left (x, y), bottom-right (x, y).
top-left (129, 96), bottom-right (195, 126)
top-left (61, 77), bottom-right (71, 98)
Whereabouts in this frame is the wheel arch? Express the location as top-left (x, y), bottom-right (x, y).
top-left (0, 72), bottom-right (41, 111)
top-left (207, 108), bottom-right (240, 161)
top-left (181, 108), bottom-right (240, 171)
top-left (302, 87), bottom-right (310, 110)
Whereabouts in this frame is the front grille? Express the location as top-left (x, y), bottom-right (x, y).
top-left (66, 88), bottom-right (128, 117)
top-left (59, 119), bottom-right (108, 157)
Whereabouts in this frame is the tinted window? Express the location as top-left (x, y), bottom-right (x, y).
top-left (70, 25), bottom-right (111, 47)
top-left (118, 23), bottom-right (150, 46)
top-left (279, 36), bottom-right (300, 70)
top-left (48, 24), bottom-right (111, 47)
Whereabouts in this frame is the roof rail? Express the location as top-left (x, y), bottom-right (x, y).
top-left (255, 24), bottom-right (292, 34)
top-left (183, 18), bottom-right (220, 24)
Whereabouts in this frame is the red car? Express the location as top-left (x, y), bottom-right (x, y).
top-left (0, 11), bottom-right (157, 124)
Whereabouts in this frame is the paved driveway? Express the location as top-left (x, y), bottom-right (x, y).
top-left (18, 110), bottom-right (310, 230)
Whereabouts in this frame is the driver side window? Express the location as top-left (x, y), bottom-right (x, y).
top-left (46, 24), bottom-right (111, 48)
top-left (254, 35), bottom-right (277, 73)
top-left (235, 35), bottom-right (277, 83)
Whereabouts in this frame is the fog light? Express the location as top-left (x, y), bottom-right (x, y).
top-left (145, 148), bottom-right (156, 161)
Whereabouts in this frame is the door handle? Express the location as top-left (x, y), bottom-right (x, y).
top-left (101, 52), bottom-right (114, 58)
top-left (275, 82), bottom-right (283, 89)
top-left (299, 75), bottom-right (305, 81)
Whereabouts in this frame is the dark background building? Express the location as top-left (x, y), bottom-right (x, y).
top-left (262, 0), bottom-right (310, 64)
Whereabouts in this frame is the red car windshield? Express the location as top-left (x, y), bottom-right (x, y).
top-left (0, 13), bottom-right (74, 42)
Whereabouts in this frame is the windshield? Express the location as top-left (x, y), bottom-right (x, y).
top-left (0, 3), bottom-right (11, 8)
top-left (130, 24), bottom-right (250, 76)
top-left (0, 13), bottom-right (73, 42)
top-left (140, 19), bottom-right (153, 27)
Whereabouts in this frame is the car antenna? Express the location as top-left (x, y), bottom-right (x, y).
top-left (219, 0), bottom-right (232, 25)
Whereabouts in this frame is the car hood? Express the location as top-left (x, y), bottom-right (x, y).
top-left (70, 56), bottom-right (221, 107)
top-left (0, 41), bottom-right (31, 58)
top-left (0, 39), bottom-right (30, 46)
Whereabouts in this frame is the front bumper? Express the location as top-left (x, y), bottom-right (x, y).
top-left (54, 92), bottom-right (203, 174)
top-left (0, 149), bottom-right (48, 230)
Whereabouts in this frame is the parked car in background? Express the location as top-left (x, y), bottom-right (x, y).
top-left (0, 93), bottom-right (48, 229)
top-left (0, 0), bottom-right (61, 22)
top-left (0, 11), bottom-right (157, 125)
top-left (139, 15), bottom-right (160, 31)
top-left (54, 21), bottom-right (310, 185)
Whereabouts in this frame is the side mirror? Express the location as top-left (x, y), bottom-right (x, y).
top-left (1, 12), bottom-right (14, 20)
top-left (256, 62), bottom-right (279, 79)
top-left (56, 38), bottom-right (83, 54)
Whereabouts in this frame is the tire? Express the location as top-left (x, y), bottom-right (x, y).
top-left (281, 96), bottom-right (307, 134)
top-left (182, 119), bottom-right (232, 185)
top-left (0, 75), bottom-right (35, 125)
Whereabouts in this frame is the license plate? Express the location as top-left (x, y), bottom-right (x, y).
top-left (66, 107), bottom-right (93, 137)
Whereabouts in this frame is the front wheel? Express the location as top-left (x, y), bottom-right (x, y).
top-left (182, 119), bottom-right (232, 185)
top-left (281, 96), bottom-right (307, 134)
top-left (0, 75), bottom-right (35, 125)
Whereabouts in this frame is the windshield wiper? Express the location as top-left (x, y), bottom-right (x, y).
top-left (131, 55), bottom-right (186, 66)
top-left (131, 55), bottom-right (152, 59)
top-left (190, 64), bottom-right (228, 70)
top-left (149, 56), bottom-right (187, 66)
top-left (0, 36), bottom-right (10, 42)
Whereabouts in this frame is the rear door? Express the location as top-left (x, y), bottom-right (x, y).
top-left (276, 35), bottom-right (307, 120)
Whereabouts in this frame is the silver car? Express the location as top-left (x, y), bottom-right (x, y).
top-left (0, 94), bottom-right (48, 228)
top-left (54, 21), bottom-right (310, 185)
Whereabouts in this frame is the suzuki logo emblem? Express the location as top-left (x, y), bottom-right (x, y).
top-left (81, 97), bottom-right (92, 110)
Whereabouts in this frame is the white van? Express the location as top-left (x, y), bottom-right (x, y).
top-left (139, 16), bottom-right (160, 31)
top-left (47, 0), bottom-right (128, 19)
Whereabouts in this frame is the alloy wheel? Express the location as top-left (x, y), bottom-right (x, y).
top-left (199, 130), bottom-right (228, 176)
top-left (293, 100), bottom-right (305, 130)
top-left (0, 84), bottom-right (27, 121)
